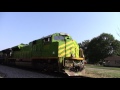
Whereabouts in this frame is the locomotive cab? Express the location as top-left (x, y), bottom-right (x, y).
top-left (51, 33), bottom-right (85, 76)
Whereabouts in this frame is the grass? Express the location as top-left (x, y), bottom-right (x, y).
top-left (84, 64), bottom-right (120, 78)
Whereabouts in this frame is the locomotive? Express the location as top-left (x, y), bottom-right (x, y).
top-left (0, 32), bottom-right (85, 76)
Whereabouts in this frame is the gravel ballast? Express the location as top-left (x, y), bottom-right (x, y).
top-left (0, 65), bottom-right (61, 78)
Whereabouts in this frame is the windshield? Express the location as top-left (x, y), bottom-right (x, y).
top-left (54, 36), bottom-right (65, 40)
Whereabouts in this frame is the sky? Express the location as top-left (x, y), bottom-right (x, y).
top-left (0, 12), bottom-right (120, 50)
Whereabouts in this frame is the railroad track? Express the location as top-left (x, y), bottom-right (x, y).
top-left (0, 72), bottom-right (6, 78)
top-left (9, 66), bottom-right (92, 78)
top-left (0, 64), bottom-right (91, 78)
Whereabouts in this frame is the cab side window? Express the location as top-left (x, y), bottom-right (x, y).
top-left (43, 37), bottom-right (51, 42)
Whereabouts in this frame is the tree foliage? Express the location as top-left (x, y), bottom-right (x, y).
top-left (111, 40), bottom-right (120, 56)
top-left (79, 33), bottom-right (120, 64)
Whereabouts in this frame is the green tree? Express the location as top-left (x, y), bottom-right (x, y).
top-left (87, 37), bottom-right (100, 63)
top-left (87, 33), bottom-right (120, 64)
top-left (111, 40), bottom-right (120, 56)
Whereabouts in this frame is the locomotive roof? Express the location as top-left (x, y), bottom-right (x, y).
top-left (1, 48), bottom-right (11, 53)
top-left (42, 32), bottom-right (69, 38)
top-left (30, 32), bottom-right (68, 42)
top-left (40, 32), bottom-right (66, 38)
